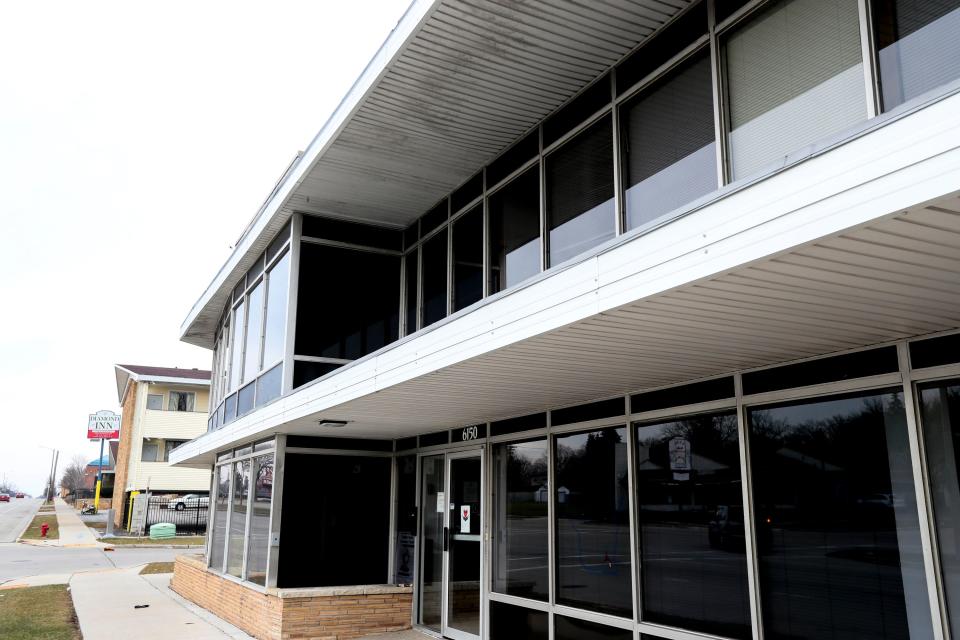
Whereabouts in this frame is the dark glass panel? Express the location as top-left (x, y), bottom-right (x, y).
top-left (393, 454), bottom-right (417, 585)
top-left (403, 221), bottom-right (419, 250)
top-left (555, 427), bottom-right (632, 617)
top-left (546, 116), bottom-right (615, 266)
top-left (874, 0), bottom-right (960, 112)
top-left (622, 49), bottom-right (717, 230)
top-left (552, 397), bottom-right (624, 426)
top-left (452, 171), bottom-right (483, 213)
top-left (543, 73), bottom-right (612, 146)
top-left (447, 457), bottom-right (482, 635)
top-left (631, 377), bottom-right (735, 413)
top-left (422, 199), bottom-right (449, 235)
top-left (395, 436), bottom-right (417, 451)
top-left (489, 601), bottom-right (548, 640)
top-left (616, 1), bottom-right (708, 94)
top-left (295, 243), bottom-right (400, 360)
top-left (492, 439), bottom-right (549, 601)
top-left (554, 615), bottom-right (632, 640)
top-left (292, 361), bottom-right (343, 389)
top-left (254, 364), bottom-right (282, 407)
top-left (489, 166), bottom-right (541, 293)
top-left (419, 454), bottom-right (445, 631)
top-left (748, 390), bottom-right (932, 639)
top-left (237, 382), bottom-right (255, 416)
top-left (741, 346), bottom-right (898, 395)
top-left (266, 220), bottom-right (291, 262)
top-left (404, 250), bottom-right (419, 335)
top-left (910, 333), bottom-right (960, 369)
top-left (490, 412), bottom-right (547, 437)
top-left (246, 454), bottom-right (273, 586)
top-left (422, 231), bottom-right (448, 327)
top-left (277, 454), bottom-right (391, 588)
top-left (301, 215), bottom-right (402, 251)
top-left (488, 129), bottom-right (539, 187)
top-left (419, 430), bottom-right (450, 448)
top-left (635, 412), bottom-right (750, 638)
top-left (285, 436), bottom-right (393, 451)
top-left (224, 393), bottom-right (237, 423)
top-left (233, 279), bottom-right (245, 304)
top-left (919, 379), bottom-right (960, 638)
top-left (209, 464), bottom-right (231, 569)
top-left (226, 459), bottom-right (249, 577)
top-left (244, 253), bottom-right (264, 288)
top-left (715, 0), bottom-right (751, 23)
top-left (451, 424), bottom-right (486, 443)
top-left (452, 206), bottom-right (483, 312)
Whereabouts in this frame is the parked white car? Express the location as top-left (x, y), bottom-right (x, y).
top-left (168, 494), bottom-right (209, 511)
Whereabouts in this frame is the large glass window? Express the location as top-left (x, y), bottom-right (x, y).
top-left (919, 379), bottom-right (960, 638)
top-left (489, 166), bottom-right (540, 293)
top-left (246, 454), bottom-right (273, 586)
top-left (226, 460), bottom-right (250, 578)
top-left (622, 49), bottom-right (717, 231)
top-left (489, 601), bottom-right (548, 640)
top-left (210, 464), bottom-right (230, 570)
top-left (724, 0), bottom-right (866, 181)
top-left (261, 251), bottom-right (289, 367)
top-left (452, 206), bottom-right (483, 312)
top-left (634, 412), bottom-right (750, 638)
top-left (242, 282), bottom-right (264, 382)
top-left (229, 300), bottom-right (245, 391)
top-left (168, 391), bottom-right (195, 412)
top-left (874, 0), bottom-right (960, 112)
top-left (404, 250), bottom-right (418, 335)
top-left (748, 389), bottom-right (932, 639)
top-left (422, 231), bottom-right (448, 328)
top-left (546, 115), bottom-right (615, 267)
top-left (554, 615), bottom-right (632, 640)
top-left (492, 439), bottom-right (549, 601)
top-left (554, 426), bottom-right (632, 617)
top-left (393, 455), bottom-right (417, 585)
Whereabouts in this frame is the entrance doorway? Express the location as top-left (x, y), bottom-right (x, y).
top-left (418, 450), bottom-right (483, 640)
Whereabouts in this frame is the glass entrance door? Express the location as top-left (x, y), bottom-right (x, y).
top-left (444, 453), bottom-right (482, 640)
top-left (418, 450), bottom-right (483, 639)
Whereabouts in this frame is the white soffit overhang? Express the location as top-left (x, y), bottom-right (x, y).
top-left (170, 90), bottom-right (960, 467)
top-left (180, 0), bottom-right (694, 348)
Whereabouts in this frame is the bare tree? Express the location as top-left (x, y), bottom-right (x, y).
top-left (59, 455), bottom-right (89, 497)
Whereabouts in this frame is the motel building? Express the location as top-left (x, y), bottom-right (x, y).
top-left (169, 1), bottom-right (960, 639)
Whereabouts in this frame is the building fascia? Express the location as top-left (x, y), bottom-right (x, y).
top-left (170, 88), bottom-right (960, 466)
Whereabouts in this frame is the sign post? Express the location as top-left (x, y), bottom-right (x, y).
top-left (88, 410), bottom-right (121, 512)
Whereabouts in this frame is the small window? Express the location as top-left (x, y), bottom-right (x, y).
top-left (146, 394), bottom-right (164, 410)
top-left (168, 391), bottom-right (196, 412)
top-left (163, 440), bottom-right (188, 462)
top-left (141, 439), bottom-right (160, 462)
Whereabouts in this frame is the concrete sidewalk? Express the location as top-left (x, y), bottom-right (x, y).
top-left (71, 566), bottom-right (254, 639)
top-left (53, 498), bottom-right (100, 547)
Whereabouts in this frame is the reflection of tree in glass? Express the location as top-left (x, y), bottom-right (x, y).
top-left (556, 429), bottom-right (627, 523)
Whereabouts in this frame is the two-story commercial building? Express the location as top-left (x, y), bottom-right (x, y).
top-left (169, 1), bottom-right (960, 639)
top-left (112, 364), bottom-right (211, 527)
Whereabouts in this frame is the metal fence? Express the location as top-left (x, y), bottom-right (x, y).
top-left (145, 495), bottom-right (209, 535)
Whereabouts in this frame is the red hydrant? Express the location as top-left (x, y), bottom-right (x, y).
top-left (40, 522), bottom-right (50, 538)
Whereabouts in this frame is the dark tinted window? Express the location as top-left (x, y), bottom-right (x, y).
top-left (301, 215), bottom-right (401, 251)
top-left (632, 377), bottom-right (735, 413)
top-left (266, 221), bottom-right (291, 262)
top-left (488, 129), bottom-right (539, 187)
top-left (285, 436), bottom-right (393, 451)
top-left (292, 361), bottom-right (343, 389)
top-left (489, 166), bottom-right (541, 293)
top-left (616, 1), bottom-right (708, 94)
top-left (452, 171), bottom-right (483, 213)
top-left (546, 116), bottom-right (615, 266)
top-left (295, 243), bottom-right (400, 360)
top-left (715, 0), bottom-right (751, 23)
top-left (742, 346), bottom-right (898, 395)
top-left (554, 615), bottom-right (632, 640)
top-left (393, 455), bottom-right (418, 585)
top-left (452, 206), bottom-right (483, 312)
top-left (492, 439), bottom-right (549, 601)
top-left (910, 333), bottom-right (960, 369)
top-left (422, 200), bottom-right (449, 235)
top-left (748, 390), bottom-right (932, 639)
top-left (403, 221), bottom-right (419, 249)
top-left (419, 430), bottom-right (449, 448)
top-left (873, 0), bottom-right (960, 111)
top-left (490, 412), bottom-right (547, 437)
top-left (422, 231), bottom-right (448, 327)
top-left (555, 427), bottom-right (632, 617)
top-left (404, 251), bottom-right (418, 335)
top-left (635, 412), bottom-right (750, 638)
top-left (543, 73), bottom-right (611, 146)
top-left (395, 436), bottom-right (417, 451)
top-left (489, 601), bottom-right (548, 640)
top-left (622, 49), bottom-right (717, 231)
top-left (255, 364), bottom-right (282, 407)
top-left (552, 397), bottom-right (624, 426)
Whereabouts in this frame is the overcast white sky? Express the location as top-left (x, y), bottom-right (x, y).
top-left (0, 0), bottom-right (410, 494)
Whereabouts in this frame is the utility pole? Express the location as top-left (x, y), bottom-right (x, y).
top-left (49, 450), bottom-right (60, 502)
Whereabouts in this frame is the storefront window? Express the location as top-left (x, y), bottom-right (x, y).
top-left (393, 455), bottom-right (417, 585)
top-left (748, 389), bottom-right (933, 639)
top-left (488, 166), bottom-right (540, 293)
top-left (246, 454), bottom-right (273, 586)
top-left (210, 464), bottom-right (230, 570)
top-left (554, 426), bottom-right (632, 617)
top-left (634, 412), bottom-right (750, 638)
top-left (489, 601), bottom-right (548, 640)
top-left (226, 460), bottom-right (250, 578)
top-left (492, 439), bottom-right (549, 601)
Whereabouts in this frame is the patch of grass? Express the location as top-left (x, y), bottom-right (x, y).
top-left (139, 562), bottom-right (176, 575)
top-left (0, 584), bottom-right (81, 640)
top-left (20, 515), bottom-right (59, 541)
top-left (104, 535), bottom-right (205, 546)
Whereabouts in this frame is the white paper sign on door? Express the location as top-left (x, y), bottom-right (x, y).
top-left (436, 491), bottom-right (445, 513)
top-left (460, 505), bottom-right (471, 533)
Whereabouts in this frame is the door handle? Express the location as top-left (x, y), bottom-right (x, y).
top-left (443, 526), bottom-right (449, 552)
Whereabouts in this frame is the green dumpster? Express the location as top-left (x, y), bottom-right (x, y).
top-left (149, 523), bottom-right (177, 540)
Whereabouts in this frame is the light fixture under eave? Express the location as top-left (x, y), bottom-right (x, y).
top-left (317, 419), bottom-right (349, 428)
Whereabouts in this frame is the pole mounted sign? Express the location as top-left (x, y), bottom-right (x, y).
top-left (87, 410), bottom-right (121, 440)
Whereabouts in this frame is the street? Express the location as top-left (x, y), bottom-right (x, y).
top-left (0, 497), bottom-right (40, 543)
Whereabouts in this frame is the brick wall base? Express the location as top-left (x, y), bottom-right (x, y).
top-left (171, 555), bottom-right (413, 640)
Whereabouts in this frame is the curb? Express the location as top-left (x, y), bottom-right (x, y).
top-left (100, 544), bottom-right (205, 549)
